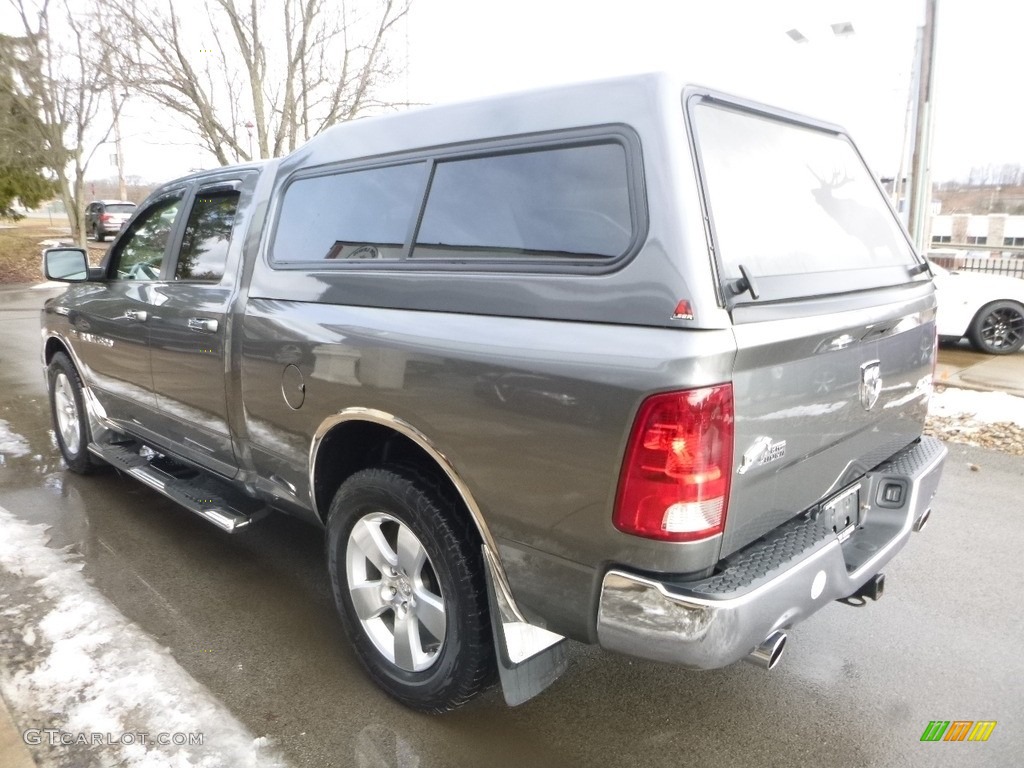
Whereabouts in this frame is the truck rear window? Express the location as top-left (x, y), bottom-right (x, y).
top-left (691, 101), bottom-right (918, 301)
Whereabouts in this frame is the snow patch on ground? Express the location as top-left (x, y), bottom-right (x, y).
top-left (0, 505), bottom-right (287, 768)
top-left (927, 386), bottom-right (1024, 455)
top-left (929, 387), bottom-right (1024, 425)
top-left (0, 419), bottom-right (31, 459)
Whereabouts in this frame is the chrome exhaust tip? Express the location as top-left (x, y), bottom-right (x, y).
top-left (744, 630), bottom-right (787, 670)
top-left (914, 508), bottom-right (932, 533)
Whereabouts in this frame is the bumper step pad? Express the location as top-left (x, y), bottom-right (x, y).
top-left (685, 515), bottom-right (834, 598)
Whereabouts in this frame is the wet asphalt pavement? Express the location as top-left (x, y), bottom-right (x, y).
top-left (1, 284), bottom-right (1022, 768)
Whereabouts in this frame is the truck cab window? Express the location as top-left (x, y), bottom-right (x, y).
top-left (175, 190), bottom-right (241, 281)
top-left (111, 195), bottom-right (183, 281)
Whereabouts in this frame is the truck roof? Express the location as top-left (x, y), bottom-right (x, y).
top-left (288, 71), bottom-right (848, 170)
top-left (150, 74), bottom-right (849, 190)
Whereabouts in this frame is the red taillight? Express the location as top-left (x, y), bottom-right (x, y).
top-left (101, 213), bottom-right (112, 222)
top-left (614, 384), bottom-right (734, 542)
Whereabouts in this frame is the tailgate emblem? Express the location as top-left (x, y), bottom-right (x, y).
top-left (738, 436), bottom-right (786, 474)
top-left (860, 360), bottom-right (882, 410)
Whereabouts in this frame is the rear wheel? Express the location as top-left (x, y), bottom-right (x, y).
top-left (326, 467), bottom-right (494, 712)
top-left (47, 352), bottom-right (105, 474)
top-left (968, 300), bottom-right (1024, 355)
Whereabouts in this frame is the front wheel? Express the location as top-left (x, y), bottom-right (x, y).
top-left (968, 300), bottom-right (1024, 355)
top-left (326, 467), bottom-right (494, 712)
top-left (47, 352), bottom-right (105, 473)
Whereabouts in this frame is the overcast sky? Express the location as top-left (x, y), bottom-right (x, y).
top-left (9, 0), bottom-right (1022, 184)
top-left (399, 0), bottom-right (1021, 182)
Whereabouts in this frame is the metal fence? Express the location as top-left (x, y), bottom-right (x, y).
top-left (929, 254), bottom-right (1024, 279)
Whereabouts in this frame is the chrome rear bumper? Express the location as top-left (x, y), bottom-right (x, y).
top-left (597, 437), bottom-right (946, 669)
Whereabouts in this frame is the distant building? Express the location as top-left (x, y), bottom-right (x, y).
top-left (930, 213), bottom-right (1024, 254)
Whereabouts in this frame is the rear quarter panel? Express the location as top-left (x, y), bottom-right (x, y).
top-left (240, 301), bottom-right (736, 616)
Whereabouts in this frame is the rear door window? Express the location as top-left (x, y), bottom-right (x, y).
top-left (174, 188), bottom-right (241, 281)
top-left (691, 100), bottom-right (920, 301)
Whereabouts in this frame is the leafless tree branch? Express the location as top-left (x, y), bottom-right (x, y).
top-left (105, 0), bottom-right (412, 168)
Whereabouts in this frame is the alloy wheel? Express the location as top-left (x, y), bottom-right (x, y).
top-left (345, 511), bottom-right (447, 672)
top-left (53, 372), bottom-right (81, 453)
top-left (980, 307), bottom-right (1024, 352)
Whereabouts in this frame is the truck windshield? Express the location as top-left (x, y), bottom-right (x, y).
top-left (691, 101), bottom-right (919, 301)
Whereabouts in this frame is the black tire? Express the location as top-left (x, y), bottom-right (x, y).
top-left (94, 223), bottom-right (105, 242)
top-left (325, 467), bottom-right (495, 712)
top-left (967, 300), bottom-right (1024, 355)
top-left (47, 352), bottom-right (105, 474)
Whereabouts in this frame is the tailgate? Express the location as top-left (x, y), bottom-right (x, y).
top-left (723, 290), bottom-right (935, 556)
top-left (685, 91), bottom-right (937, 558)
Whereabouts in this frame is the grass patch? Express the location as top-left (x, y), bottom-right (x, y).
top-left (0, 219), bottom-right (109, 284)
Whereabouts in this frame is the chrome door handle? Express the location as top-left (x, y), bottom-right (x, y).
top-left (188, 318), bottom-right (219, 333)
top-left (125, 309), bottom-right (148, 322)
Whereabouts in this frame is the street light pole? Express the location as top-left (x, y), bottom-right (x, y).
top-left (907, 0), bottom-right (938, 251)
top-left (245, 121), bottom-right (254, 161)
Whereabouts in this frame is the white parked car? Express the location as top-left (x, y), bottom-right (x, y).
top-left (931, 260), bottom-right (1024, 354)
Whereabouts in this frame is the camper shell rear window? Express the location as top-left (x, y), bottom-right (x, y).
top-left (689, 96), bottom-right (923, 303)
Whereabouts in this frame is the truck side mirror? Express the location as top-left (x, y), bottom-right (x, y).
top-left (43, 247), bottom-right (90, 282)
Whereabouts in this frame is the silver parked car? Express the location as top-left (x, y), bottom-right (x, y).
top-left (85, 199), bottom-right (136, 242)
top-left (41, 74), bottom-right (946, 712)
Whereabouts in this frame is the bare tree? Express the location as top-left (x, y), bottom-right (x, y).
top-left (5, 0), bottom-right (125, 246)
top-left (110, 0), bottom-right (412, 166)
top-left (997, 163), bottom-right (1024, 187)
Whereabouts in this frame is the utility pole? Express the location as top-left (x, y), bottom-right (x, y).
top-left (907, 0), bottom-right (938, 251)
top-left (893, 26), bottom-right (923, 218)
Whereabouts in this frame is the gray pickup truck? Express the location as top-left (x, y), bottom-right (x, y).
top-left (41, 73), bottom-right (946, 712)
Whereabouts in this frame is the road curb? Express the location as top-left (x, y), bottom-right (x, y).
top-left (936, 361), bottom-right (1024, 398)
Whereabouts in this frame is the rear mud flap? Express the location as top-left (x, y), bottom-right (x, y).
top-left (482, 546), bottom-right (568, 706)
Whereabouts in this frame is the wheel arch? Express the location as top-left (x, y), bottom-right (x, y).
top-left (309, 409), bottom-right (535, 623)
top-left (311, 409), bottom-right (564, 666)
top-left (309, 408), bottom-right (498, 557)
top-left (44, 333), bottom-right (73, 366)
top-left (970, 297), bottom-right (1024, 320)
top-left (43, 332), bottom-right (116, 443)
